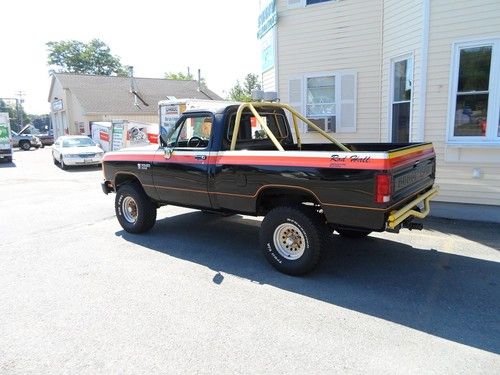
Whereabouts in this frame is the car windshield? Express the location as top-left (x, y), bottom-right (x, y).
top-left (62, 138), bottom-right (96, 147)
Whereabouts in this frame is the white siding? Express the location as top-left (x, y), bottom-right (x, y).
top-left (426, 0), bottom-right (500, 206)
top-left (262, 69), bottom-right (276, 92)
top-left (277, 0), bottom-right (382, 143)
top-left (381, 0), bottom-right (424, 142)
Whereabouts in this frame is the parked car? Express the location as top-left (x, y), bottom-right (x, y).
top-left (52, 136), bottom-right (104, 169)
top-left (35, 132), bottom-right (54, 148)
top-left (19, 125), bottom-right (54, 147)
top-left (11, 129), bottom-right (42, 150)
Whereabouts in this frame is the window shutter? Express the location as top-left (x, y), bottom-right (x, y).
top-left (288, 77), bottom-right (306, 133)
top-left (287, 0), bottom-right (304, 9)
top-left (338, 72), bottom-right (357, 133)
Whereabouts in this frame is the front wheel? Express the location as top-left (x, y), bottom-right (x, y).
top-left (20, 141), bottom-right (31, 151)
top-left (115, 184), bottom-right (157, 233)
top-left (260, 205), bottom-right (328, 275)
top-left (59, 157), bottom-right (67, 170)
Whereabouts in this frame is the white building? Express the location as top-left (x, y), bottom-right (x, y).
top-left (48, 73), bottom-right (222, 138)
top-left (258, 0), bottom-right (500, 221)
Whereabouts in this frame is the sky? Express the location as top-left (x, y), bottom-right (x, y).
top-left (0, 0), bottom-right (261, 114)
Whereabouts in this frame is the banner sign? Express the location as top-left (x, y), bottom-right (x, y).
top-left (257, 0), bottom-right (277, 39)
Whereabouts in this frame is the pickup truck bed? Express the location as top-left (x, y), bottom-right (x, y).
top-left (102, 102), bottom-right (437, 275)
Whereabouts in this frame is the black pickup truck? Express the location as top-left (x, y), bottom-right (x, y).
top-left (101, 102), bottom-right (438, 275)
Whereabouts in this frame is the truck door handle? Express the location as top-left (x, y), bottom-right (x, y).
top-left (195, 155), bottom-right (207, 160)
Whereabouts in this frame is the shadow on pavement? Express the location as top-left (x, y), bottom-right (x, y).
top-left (0, 160), bottom-right (16, 168)
top-left (59, 165), bottom-right (102, 172)
top-left (116, 211), bottom-right (500, 354)
top-left (426, 216), bottom-right (500, 250)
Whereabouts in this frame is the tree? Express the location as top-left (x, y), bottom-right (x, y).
top-left (228, 73), bottom-right (262, 101)
top-left (0, 99), bottom-right (29, 132)
top-left (32, 115), bottom-right (51, 132)
top-left (47, 39), bottom-right (127, 76)
top-left (164, 71), bottom-right (207, 89)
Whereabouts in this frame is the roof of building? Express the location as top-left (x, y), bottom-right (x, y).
top-left (48, 73), bottom-right (223, 115)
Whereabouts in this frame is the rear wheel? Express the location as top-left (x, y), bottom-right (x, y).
top-left (115, 183), bottom-right (157, 233)
top-left (260, 205), bottom-right (328, 275)
top-left (336, 228), bottom-right (372, 238)
top-left (20, 141), bottom-right (30, 151)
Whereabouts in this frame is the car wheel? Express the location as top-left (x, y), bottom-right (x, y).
top-left (115, 183), bottom-right (157, 234)
top-left (260, 205), bottom-right (328, 275)
top-left (59, 157), bottom-right (67, 170)
top-left (336, 229), bottom-right (372, 238)
top-left (20, 141), bottom-right (31, 151)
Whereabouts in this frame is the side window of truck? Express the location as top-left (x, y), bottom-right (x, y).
top-left (165, 115), bottom-right (213, 149)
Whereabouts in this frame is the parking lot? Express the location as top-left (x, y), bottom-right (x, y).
top-left (1, 147), bottom-right (499, 373)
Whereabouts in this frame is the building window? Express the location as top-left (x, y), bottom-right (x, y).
top-left (287, 0), bottom-right (334, 9)
top-left (391, 55), bottom-right (413, 142)
top-left (289, 71), bottom-right (356, 134)
top-left (306, 0), bottom-right (333, 5)
top-left (306, 76), bottom-right (336, 118)
top-left (449, 40), bottom-right (500, 143)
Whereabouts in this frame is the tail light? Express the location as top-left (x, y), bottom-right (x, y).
top-left (375, 173), bottom-right (392, 203)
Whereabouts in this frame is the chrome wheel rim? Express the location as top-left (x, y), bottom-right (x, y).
top-left (122, 196), bottom-right (138, 223)
top-left (273, 223), bottom-right (306, 260)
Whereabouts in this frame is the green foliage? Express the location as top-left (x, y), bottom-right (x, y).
top-left (32, 115), bottom-right (51, 132)
top-left (228, 73), bottom-right (262, 102)
top-left (164, 71), bottom-right (207, 89)
top-left (164, 71), bottom-right (193, 80)
top-left (47, 39), bottom-right (126, 76)
top-left (0, 99), bottom-right (29, 132)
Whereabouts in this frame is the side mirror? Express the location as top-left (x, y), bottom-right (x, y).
top-left (164, 148), bottom-right (173, 159)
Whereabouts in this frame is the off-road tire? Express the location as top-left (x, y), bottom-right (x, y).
top-left (115, 183), bottom-right (157, 234)
top-left (336, 228), bottom-right (372, 238)
top-left (19, 141), bottom-right (30, 151)
top-left (260, 205), bottom-right (329, 275)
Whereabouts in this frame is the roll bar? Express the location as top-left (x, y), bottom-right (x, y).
top-left (230, 102), bottom-right (350, 152)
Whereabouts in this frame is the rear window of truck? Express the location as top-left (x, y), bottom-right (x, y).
top-left (226, 112), bottom-right (289, 144)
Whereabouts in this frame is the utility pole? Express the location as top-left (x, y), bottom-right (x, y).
top-left (16, 91), bottom-right (25, 128)
top-left (0, 97), bottom-right (21, 131)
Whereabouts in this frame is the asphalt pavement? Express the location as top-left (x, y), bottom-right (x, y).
top-left (0, 147), bottom-right (499, 374)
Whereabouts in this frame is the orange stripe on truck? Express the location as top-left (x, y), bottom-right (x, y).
top-left (103, 148), bottom-right (435, 170)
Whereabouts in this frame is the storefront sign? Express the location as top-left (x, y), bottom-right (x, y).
top-left (112, 123), bottom-right (124, 151)
top-left (261, 30), bottom-right (275, 72)
top-left (257, 0), bottom-right (277, 39)
top-left (52, 99), bottom-right (63, 111)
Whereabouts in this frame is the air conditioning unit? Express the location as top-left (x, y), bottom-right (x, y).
top-left (307, 116), bottom-right (336, 133)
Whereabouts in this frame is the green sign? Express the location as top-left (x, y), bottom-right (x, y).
top-left (0, 113), bottom-right (11, 149)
